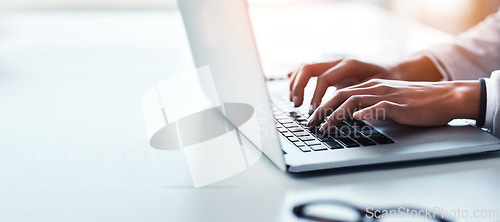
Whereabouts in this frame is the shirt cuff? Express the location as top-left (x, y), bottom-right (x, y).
top-left (484, 78), bottom-right (497, 128)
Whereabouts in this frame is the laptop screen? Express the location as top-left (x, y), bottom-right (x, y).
top-left (178, 0), bottom-right (287, 171)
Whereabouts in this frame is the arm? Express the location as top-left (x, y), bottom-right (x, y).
top-left (423, 8), bottom-right (500, 80)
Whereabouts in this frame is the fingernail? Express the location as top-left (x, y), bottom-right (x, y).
top-left (308, 105), bottom-right (316, 115)
top-left (319, 125), bottom-right (325, 133)
top-left (293, 96), bottom-right (299, 107)
top-left (307, 119), bottom-right (314, 127)
top-left (353, 111), bottom-right (362, 120)
top-left (307, 115), bottom-right (316, 127)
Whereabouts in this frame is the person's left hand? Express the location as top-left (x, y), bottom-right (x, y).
top-left (306, 79), bottom-right (480, 134)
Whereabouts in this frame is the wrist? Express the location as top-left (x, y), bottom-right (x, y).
top-left (388, 55), bottom-right (444, 82)
top-left (451, 80), bottom-right (480, 120)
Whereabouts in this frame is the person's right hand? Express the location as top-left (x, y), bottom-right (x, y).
top-left (289, 59), bottom-right (392, 113)
top-left (288, 55), bottom-right (443, 114)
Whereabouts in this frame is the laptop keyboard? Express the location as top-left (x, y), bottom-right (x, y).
top-left (272, 103), bottom-right (394, 153)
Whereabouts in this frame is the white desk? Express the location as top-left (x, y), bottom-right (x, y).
top-left (1, 3), bottom-right (500, 222)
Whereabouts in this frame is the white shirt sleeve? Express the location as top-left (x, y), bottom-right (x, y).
top-left (422, 8), bottom-right (500, 81)
top-left (484, 70), bottom-right (500, 128)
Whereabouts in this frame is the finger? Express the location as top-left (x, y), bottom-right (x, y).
top-left (289, 68), bottom-right (301, 101)
top-left (353, 101), bottom-right (395, 121)
top-left (320, 82), bottom-right (390, 111)
top-left (309, 78), bottom-right (329, 114)
top-left (290, 61), bottom-right (341, 107)
top-left (348, 78), bottom-right (381, 89)
top-left (307, 87), bottom-right (371, 127)
top-left (289, 61), bottom-right (341, 89)
top-left (289, 63), bottom-right (311, 92)
top-left (317, 61), bottom-right (363, 88)
top-left (319, 95), bottom-right (381, 134)
top-left (321, 60), bottom-right (386, 90)
top-left (308, 77), bottom-right (380, 114)
top-left (289, 67), bottom-right (301, 91)
top-left (291, 66), bottom-right (314, 107)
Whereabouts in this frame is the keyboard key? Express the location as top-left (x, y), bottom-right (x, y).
top-left (295, 117), bottom-right (308, 121)
top-left (298, 136), bottom-right (316, 141)
top-left (343, 118), bottom-right (356, 126)
top-left (305, 140), bottom-right (321, 146)
top-left (331, 129), bottom-right (351, 138)
top-left (310, 144), bottom-right (328, 151)
top-left (292, 115), bottom-right (306, 121)
top-left (350, 120), bottom-right (368, 128)
top-left (277, 118), bottom-right (294, 124)
top-left (358, 128), bottom-right (380, 136)
top-left (370, 134), bottom-right (394, 145)
top-left (298, 121), bottom-right (308, 126)
top-left (344, 118), bottom-right (367, 127)
top-left (307, 127), bottom-right (322, 136)
top-left (293, 141), bottom-right (306, 147)
top-left (288, 111), bottom-right (301, 118)
top-left (288, 136), bottom-right (300, 142)
top-left (327, 128), bottom-right (345, 138)
top-left (337, 124), bottom-right (354, 133)
top-left (324, 140), bottom-right (344, 149)
top-left (336, 126), bottom-right (353, 134)
top-left (299, 110), bottom-right (310, 117)
top-left (356, 124), bottom-right (373, 130)
top-left (288, 127), bottom-right (304, 132)
top-left (293, 132), bottom-right (310, 137)
top-left (283, 123), bottom-right (300, 128)
top-left (299, 146), bottom-right (312, 152)
top-left (336, 137), bottom-right (360, 148)
top-left (283, 132), bottom-right (294, 137)
top-left (354, 137), bottom-right (376, 146)
top-left (277, 127), bottom-right (288, 133)
top-left (344, 130), bottom-right (364, 139)
top-left (351, 124), bottom-right (367, 130)
top-left (317, 135), bottom-right (335, 142)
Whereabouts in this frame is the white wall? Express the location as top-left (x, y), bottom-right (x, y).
top-left (0, 0), bottom-right (177, 10)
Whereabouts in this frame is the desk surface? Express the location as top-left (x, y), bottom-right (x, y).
top-left (1, 3), bottom-right (500, 222)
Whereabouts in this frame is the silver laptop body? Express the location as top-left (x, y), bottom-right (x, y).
top-left (177, 0), bottom-right (500, 172)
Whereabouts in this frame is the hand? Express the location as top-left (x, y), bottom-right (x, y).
top-left (289, 59), bottom-right (389, 111)
top-left (305, 79), bottom-right (479, 134)
top-left (288, 55), bottom-right (443, 113)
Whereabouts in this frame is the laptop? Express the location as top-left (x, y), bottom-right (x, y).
top-left (177, 0), bottom-right (500, 172)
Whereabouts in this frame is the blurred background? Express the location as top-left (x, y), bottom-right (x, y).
top-left (1, 0), bottom-right (500, 35)
top-left (388, 0), bottom-right (500, 34)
